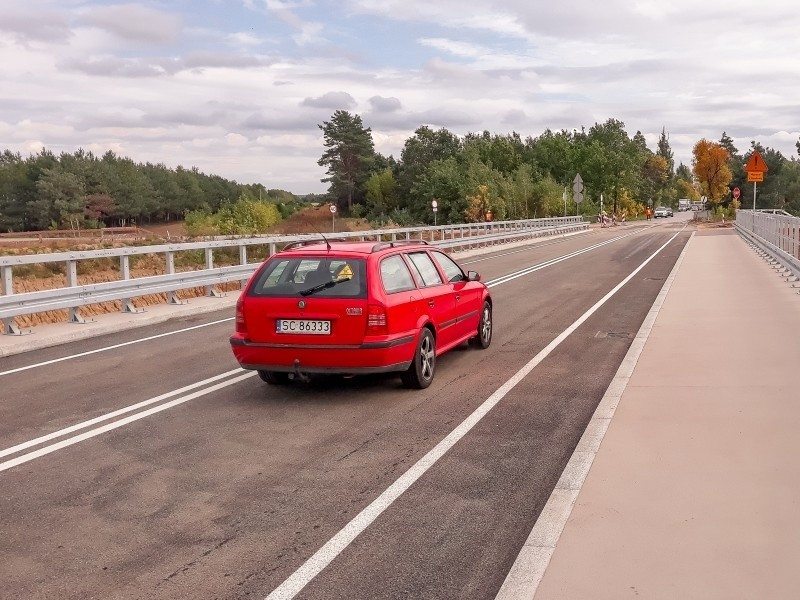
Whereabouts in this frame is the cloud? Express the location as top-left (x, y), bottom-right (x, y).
top-left (0, 6), bottom-right (72, 43)
top-left (78, 3), bottom-right (183, 43)
top-left (59, 52), bottom-right (275, 78)
top-left (3, 0), bottom-right (800, 194)
top-left (368, 96), bottom-right (402, 112)
top-left (300, 92), bottom-right (357, 109)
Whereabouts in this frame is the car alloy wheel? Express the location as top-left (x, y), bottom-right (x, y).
top-left (402, 328), bottom-right (436, 389)
top-left (470, 301), bottom-right (492, 349)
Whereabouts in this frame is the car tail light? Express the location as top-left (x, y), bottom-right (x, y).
top-left (367, 304), bottom-right (387, 334)
top-left (235, 297), bottom-right (248, 334)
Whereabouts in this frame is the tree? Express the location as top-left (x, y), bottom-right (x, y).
top-left (641, 155), bottom-right (670, 205)
top-left (692, 139), bottom-right (732, 206)
top-left (35, 168), bottom-right (85, 231)
top-left (656, 127), bottom-right (674, 176)
top-left (464, 185), bottom-right (493, 222)
top-left (364, 168), bottom-right (397, 219)
top-left (582, 119), bottom-right (643, 214)
top-left (318, 110), bottom-right (375, 211)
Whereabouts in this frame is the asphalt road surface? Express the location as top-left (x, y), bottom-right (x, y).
top-left (1, 218), bottom-right (692, 600)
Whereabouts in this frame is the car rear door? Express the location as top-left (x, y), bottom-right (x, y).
top-left (405, 250), bottom-right (458, 349)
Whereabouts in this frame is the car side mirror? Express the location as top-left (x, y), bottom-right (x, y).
top-left (467, 271), bottom-right (481, 282)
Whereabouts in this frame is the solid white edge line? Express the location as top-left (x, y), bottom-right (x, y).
top-left (0, 372), bottom-right (256, 473)
top-left (0, 368), bottom-right (245, 459)
top-left (265, 227), bottom-right (687, 600)
top-left (0, 318), bottom-right (235, 377)
top-left (494, 229), bottom-right (695, 600)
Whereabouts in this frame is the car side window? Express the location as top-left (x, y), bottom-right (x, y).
top-left (380, 255), bottom-right (416, 294)
top-left (407, 252), bottom-right (444, 287)
top-left (431, 251), bottom-right (465, 283)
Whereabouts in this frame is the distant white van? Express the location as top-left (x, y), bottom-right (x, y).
top-left (678, 199), bottom-right (691, 211)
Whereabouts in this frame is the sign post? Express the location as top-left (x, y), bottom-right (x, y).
top-left (599, 192), bottom-right (604, 227)
top-left (744, 150), bottom-right (768, 211)
top-left (330, 204), bottom-right (337, 231)
top-left (431, 199), bottom-right (438, 226)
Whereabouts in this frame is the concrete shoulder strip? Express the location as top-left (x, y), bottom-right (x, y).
top-left (494, 231), bottom-right (696, 600)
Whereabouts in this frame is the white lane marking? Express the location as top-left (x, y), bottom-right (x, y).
top-left (265, 228), bottom-right (687, 600)
top-left (495, 230), bottom-right (694, 600)
top-left (0, 368), bottom-right (244, 460)
top-left (0, 372), bottom-right (256, 473)
top-left (0, 318), bottom-right (235, 378)
top-left (461, 229), bottom-right (593, 265)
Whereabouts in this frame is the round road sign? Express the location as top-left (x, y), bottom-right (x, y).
top-left (431, 200), bottom-right (438, 208)
top-left (329, 204), bottom-right (337, 214)
top-left (733, 187), bottom-right (741, 200)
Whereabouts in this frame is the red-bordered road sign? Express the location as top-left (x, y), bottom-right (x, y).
top-left (744, 150), bottom-right (768, 173)
top-left (733, 187), bottom-right (741, 199)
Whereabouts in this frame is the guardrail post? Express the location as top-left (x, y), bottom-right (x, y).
top-left (120, 255), bottom-right (144, 313)
top-left (205, 248), bottom-right (221, 297)
top-left (238, 245), bottom-right (249, 289)
top-left (1, 265), bottom-right (28, 335)
top-left (66, 260), bottom-right (87, 324)
top-left (165, 251), bottom-right (186, 305)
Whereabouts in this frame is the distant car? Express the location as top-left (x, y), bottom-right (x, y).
top-left (230, 240), bottom-right (493, 389)
top-left (654, 206), bottom-right (668, 218)
top-left (666, 206), bottom-right (674, 217)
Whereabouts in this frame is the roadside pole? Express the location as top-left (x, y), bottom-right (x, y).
top-left (330, 204), bottom-right (337, 232)
top-left (744, 150), bottom-right (768, 213)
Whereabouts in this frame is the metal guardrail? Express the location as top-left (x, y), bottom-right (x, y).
top-left (735, 209), bottom-right (800, 280)
top-left (0, 217), bottom-right (587, 334)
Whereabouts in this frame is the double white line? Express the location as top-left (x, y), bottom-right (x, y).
top-left (0, 369), bottom-right (255, 473)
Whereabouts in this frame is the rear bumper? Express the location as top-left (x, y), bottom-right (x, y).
top-left (230, 334), bottom-right (415, 374)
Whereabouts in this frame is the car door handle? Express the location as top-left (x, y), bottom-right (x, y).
top-left (428, 301), bottom-right (435, 307)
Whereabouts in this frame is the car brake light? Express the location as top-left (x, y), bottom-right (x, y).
top-left (235, 297), bottom-right (248, 334)
top-left (367, 304), bottom-right (387, 334)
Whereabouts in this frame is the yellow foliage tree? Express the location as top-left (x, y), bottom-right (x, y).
top-left (464, 185), bottom-right (495, 222)
top-left (692, 139), bottom-right (732, 207)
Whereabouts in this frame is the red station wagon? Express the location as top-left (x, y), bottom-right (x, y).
top-left (230, 239), bottom-right (492, 388)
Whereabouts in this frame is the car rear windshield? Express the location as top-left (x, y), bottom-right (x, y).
top-left (247, 256), bottom-right (367, 298)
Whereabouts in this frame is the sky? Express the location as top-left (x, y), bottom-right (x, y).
top-left (2, 0), bottom-right (799, 194)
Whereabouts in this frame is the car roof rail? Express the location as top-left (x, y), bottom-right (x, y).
top-left (281, 238), bottom-right (348, 251)
top-left (370, 240), bottom-right (429, 253)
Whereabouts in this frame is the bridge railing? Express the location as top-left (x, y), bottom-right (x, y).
top-left (0, 217), bottom-right (587, 335)
top-left (735, 209), bottom-right (800, 279)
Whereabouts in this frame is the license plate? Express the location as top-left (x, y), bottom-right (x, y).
top-left (276, 319), bottom-right (331, 335)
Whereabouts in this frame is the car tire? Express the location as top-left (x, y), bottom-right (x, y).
top-left (258, 370), bottom-right (290, 385)
top-left (401, 328), bottom-right (436, 389)
top-left (469, 301), bottom-right (492, 349)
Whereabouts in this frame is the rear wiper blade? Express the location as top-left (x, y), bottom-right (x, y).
top-left (299, 277), bottom-right (350, 297)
